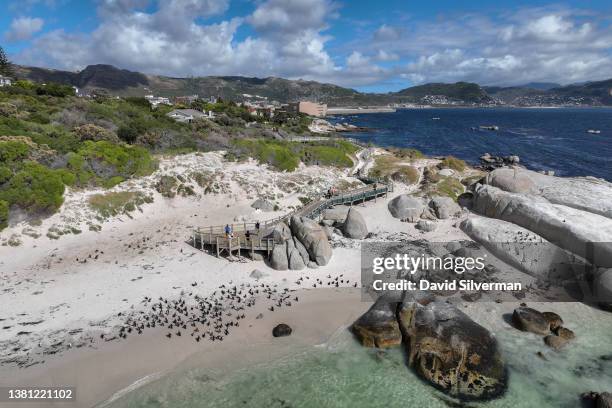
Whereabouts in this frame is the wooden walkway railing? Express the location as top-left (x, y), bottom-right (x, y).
top-left (192, 178), bottom-right (393, 258)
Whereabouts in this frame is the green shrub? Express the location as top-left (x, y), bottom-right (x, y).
top-left (390, 166), bottom-right (420, 184)
top-left (0, 199), bottom-right (8, 230)
top-left (0, 162), bottom-right (65, 214)
top-left (88, 191), bottom-right (152, 218)
top-left (439, 156), bottom-right (467, 172)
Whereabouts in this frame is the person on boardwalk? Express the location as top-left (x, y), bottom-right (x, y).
top-left (224, 224), bottom-right (233, 239)
top-left (245, 230), bottom-right (251, 241)
top-left (373, 182), bottom-right (378, 191)
top-left (255, 221), bottom-right (260, 232)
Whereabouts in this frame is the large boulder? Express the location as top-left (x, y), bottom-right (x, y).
top-left (270, 242), bottom-right (288, 270)
top-left (293, 236), bottom-right (310, 265)
top-left (415, 220), bottom-right (437, 232)
top-left (272, 323), bottom-right (292, 337)
top-left (322, 207), bottom-right (349, 223)
top-left (388, 194), bottom-right (424, 221)
top-left (290, 216), bottom-right (333, 266)
top-left (398, 299), bottom-right (506, 400)
top-left (460, 216), bottom-right (575, 280)
top-left (251, 198), bottom-right (275, 212)
top-left (484, 167), bottom-right (537, 194)
top-left (511, 307), bottom-right (550, 335)
top-left (352, 294), bottom-right (402, 348)
top-left (472, 184), bottom-right (612, 267)
top-left (286, 240), bottom-right (305, 270)
top-left (342, 208), bottom-right (368, 239)
top-left (270, 222), bottom-right (292, 243)
top-left (429, 196), bottom-right (461, 219)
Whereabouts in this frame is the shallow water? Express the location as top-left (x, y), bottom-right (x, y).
top-left (329, 108), bottom-right (612, 181)
top-left (109, 304), bottom-right (612, 408)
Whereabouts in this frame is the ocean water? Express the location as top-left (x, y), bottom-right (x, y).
top-left (109, 306), bottom-right (612, 408)
top-left (329, 108), bottom-right (612, 181)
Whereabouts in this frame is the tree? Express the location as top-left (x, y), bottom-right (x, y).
top-left (0, 46), bottom-right (14, 78)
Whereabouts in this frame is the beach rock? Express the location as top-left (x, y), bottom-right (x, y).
top-left (594, 268), bottom-right (612, 311)
top-left (271, 222), bottom-right (292, 243)
top-left (429, 196), bottom-right (461, 219)
top-left (484, 167), bottom-right (537, 194)
top-left (544, 334), bottom-right (569, 351)
top-left (342, 208), bottom-right (368, 239)
top-left (415, 220), bottom-right (437, 232)
top-left (290, 216), bottom-right (333, 266)
top-left (457, 192), bottom-right (474, 209)
top-left (352, 295), bottom-right (402, 348)
top-left (472, 184), bottom-right (612, 267)
top-left (438, 168), bottom-right (454, 177)
top-left (460, 216), bottom-right (575, 280)
top-left (420, 206), bottom-right (437, 220)
top-left (321, 219), bottom-right (335, 227)
top-left (388, 195), bottom-right (424, 221)
top-left (307, 261), bottom-right (318, 269)
top-left (598, 392), bottom-right (612, 408)
top-left (293, 236), bottom-right (310, 265)
top-left (249, 269), bottom-right (268, 279)
top-left (398, 299), bottom-right (506, 400)
top-left (272, 323), bottom-right (292, 337)
top-left (270, 242), bottom-right (288, 270)
top-left (512, 307), bottom-right (550, 335)
top-left (250, 252), bottom-right (264, 261)
top-left (554, 326), bottom-right (575, 340)
top-left (323, 207), bottom-right (349, 223)
top-left (541, 312), bottom-right (563, 331)
top-left (251, 198), bottom-right (275, 212)
top-left (287, 246), bottom-right (305, 270)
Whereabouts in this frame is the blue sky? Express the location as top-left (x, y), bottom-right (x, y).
top-left (2, 0), bottom-right (612, 92)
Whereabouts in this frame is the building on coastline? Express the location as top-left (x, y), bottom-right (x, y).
top-left (0, 75), bottom-right (13, 87)
top-left (296, 101), bottom-right (327, 117)
top-left (167, 108), bottom-right (214, 123)
top-left (145, 95), bottom-right (172, 108)
top-left (174, 94), bottom-right (199, 105)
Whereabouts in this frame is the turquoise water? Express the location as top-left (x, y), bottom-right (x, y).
top-left (109, 306), bottom-right (612, 408)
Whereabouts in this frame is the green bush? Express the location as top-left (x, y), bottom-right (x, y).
top-left (0, 199), bottom-right (8, 231)
top-left (439, 156), bottom-right (467, 172)
top-left (0, 162), bottom-right (65, 214)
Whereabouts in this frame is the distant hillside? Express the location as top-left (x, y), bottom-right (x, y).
top-left (519, 82), bottom-right (561, 90)
top-left (12, 64), bottom-right (612, 106)
top-left (395, 82), bottom-right (492, 103)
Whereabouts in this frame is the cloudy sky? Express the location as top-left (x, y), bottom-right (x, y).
top-left (2, 0), bottom-right (612, 92)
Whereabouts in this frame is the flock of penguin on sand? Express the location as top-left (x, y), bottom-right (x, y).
top-left (102, 274), bottom-right (356, 344)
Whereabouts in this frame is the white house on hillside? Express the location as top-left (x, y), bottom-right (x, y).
top-left (0, 75), bottom-right (13, 87)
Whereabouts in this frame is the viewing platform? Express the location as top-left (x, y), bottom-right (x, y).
top-left (192, 179), bottom-right (393, 258)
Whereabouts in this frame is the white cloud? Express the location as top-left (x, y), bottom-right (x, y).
top-left (5, 17), bottom-right (44, 42)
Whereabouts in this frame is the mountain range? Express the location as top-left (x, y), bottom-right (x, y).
top-left (12, 64), bottom-right (612, 107)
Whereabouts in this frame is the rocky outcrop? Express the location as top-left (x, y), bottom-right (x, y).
top-left (512, 307), bottom-right (550, 335)
top-left (472, 184), bottom-right (612, 267)
top-left (322, 207), bottom-right (349, 223)
top-left (484, 167), bottom-right (537, 194)
top-left (270, 222), bottom-right (292, 243)
top-left (415, 220), bottom-right (436, 232)
top-left (293, 236), bottom-right (310, 265)
top-left (429, 196), bottom-right (461, 219)
top-left (286, 239), bottom-right (305, 270)
top-left (352, 295), bottom-right (402, 348)
top-left (460, 216), bottom-right (575, 280)
top-left (388, 195), bottom-right (424, 221)
top-left (342, 208), bottom-right (368, 239)
top-left (270, 242), bottom-right (288, 270)
top-left (272, 323), bottom-right (292, 337)
top-left (398, 299), bottom-right (506, 400)
top-left (290, 216), bottom-right (332, 266)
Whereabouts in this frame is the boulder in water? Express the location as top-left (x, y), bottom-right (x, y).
top-left (388, 195), bottom-right (424, 221)
top-left (272, 323), bottom-right (292, 337)
top-left (352, 295), bottom-right (402, 348)
top-left (512, 307), bottom-right (550, 335)
top-left (398, 299), bottom-right (507, 400)
top-left (594, 268), bottom-right (612, 311)
top-left (342, 208), bottom-right (368, 239)
top-left (541, 312), bottom-right (563, 331)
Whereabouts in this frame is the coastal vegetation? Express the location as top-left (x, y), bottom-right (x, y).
top-left (439, 156), bottom-right (467, 172)
top-left (88, 191), bottom-right (153, 219)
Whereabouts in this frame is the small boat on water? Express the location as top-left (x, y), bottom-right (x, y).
top-left (479, 125), bottom-right (500, 131)
top-left (587, 129), bottom-right (601, 134)
top-left (432, 117), bottom-right (440, 120)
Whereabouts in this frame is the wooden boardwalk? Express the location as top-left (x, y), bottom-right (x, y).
top-left (192, 179), bottom-right (393, 258)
